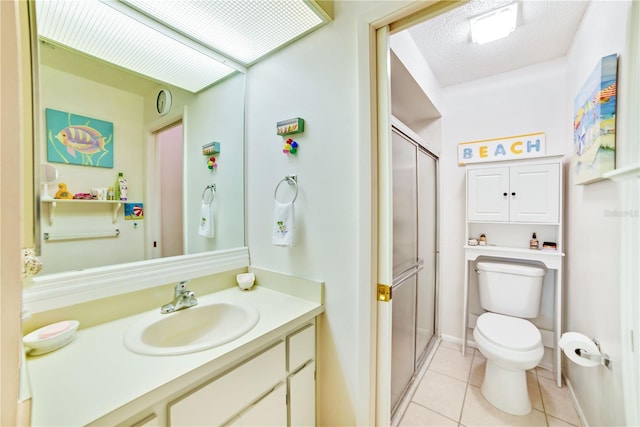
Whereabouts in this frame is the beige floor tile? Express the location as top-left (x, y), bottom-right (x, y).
top-left (440, 340), bottom-right (475, 356)
top-left (527, 371), bottom-right (544, 412)
top-left (547, 414), bottom-right (579, 426)
top-left (460, 385), bottom-right (548, 427)
top-left (429, 345), bottom-right (474, 382)
top-left (412, 369), bottom-right (467, 422)
top-left (399, 402), bottom-right (458, 427)
top-left (469, 354), bottom-right (485, 387)
top-left (536, 366), bottom-right (555, 381)
top-left (538, 377), bottom-right (580, 425)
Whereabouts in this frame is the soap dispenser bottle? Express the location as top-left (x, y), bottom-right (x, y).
top-left (530, 232), bottom-right (539, 249)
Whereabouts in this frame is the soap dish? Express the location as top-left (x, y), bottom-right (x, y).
top-left (236, 273), bottom-right (256, 291)
top-left (23, 320), bottom-right (79, 356)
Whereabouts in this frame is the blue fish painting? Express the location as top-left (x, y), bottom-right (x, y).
top-left (46, 108), bottom-right (113, 168)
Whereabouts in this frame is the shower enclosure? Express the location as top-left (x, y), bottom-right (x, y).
top-left (390, 124), bottom-right (438, 414)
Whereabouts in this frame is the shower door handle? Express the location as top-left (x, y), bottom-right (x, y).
top-left (392, 258), bottom-right (424, 289)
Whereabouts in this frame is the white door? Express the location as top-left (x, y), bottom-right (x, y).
top-left (155, 123), bottom-right (184, 257)
top-left (467, 167), bottom-right (509, 221)
top-left (509, 163), bottom-right (559, 223)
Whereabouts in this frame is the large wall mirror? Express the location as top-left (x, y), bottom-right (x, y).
top-left (34, 45), bottom-right (246, 276)
top-left (25, 0), bottom-right (330, 312)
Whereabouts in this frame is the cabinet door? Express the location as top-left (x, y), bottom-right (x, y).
top-left (230, 383), bottom-right (287, 426)
top-left (509, 163), bottom-right (559, 223)
top-left (169, 342), bottom-right (285, 426)
top-left (467, 168), bottom-right (509, 221)
top-left (289, 362), bottom-right (316, 427)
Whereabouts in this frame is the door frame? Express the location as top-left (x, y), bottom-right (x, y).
top-left (371, 3), bottom-right (463, 425)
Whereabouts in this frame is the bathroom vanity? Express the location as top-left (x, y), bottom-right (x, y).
top-left (25, 280), bottom-right (323, 426)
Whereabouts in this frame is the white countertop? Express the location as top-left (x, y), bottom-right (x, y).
top-left (26, 286), bottom-right (323, 426)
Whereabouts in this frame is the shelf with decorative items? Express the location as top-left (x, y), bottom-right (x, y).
top-left (41, 199), bottom-right (123, 225)
top-left (202, 142), bottom-right (220, 170)
top-left (276, 117), bottom-right (304, 136)
top-left (462, 154), bottom-right (565, 388)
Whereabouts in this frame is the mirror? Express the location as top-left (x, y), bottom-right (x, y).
top-left (32, 11), bottom-right (246, 277)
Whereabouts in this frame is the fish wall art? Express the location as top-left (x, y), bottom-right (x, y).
top-left (46, 108), bottom-right (114, 168)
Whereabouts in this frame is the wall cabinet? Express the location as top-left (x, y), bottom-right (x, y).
top-left (463, 156), bottom-right (564, 388)
top-left (467, 163), bottom-right (559, 223)
top-left (168, 322), bottom-right (316, 427)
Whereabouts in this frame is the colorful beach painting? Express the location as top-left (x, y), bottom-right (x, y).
top-left (572, 54), bottom-right (617, 184)
top-left (46, 108), bottom-right (114, 168)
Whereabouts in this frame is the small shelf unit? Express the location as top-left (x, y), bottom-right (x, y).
top-left (462, 155), bottom-right (564, 388)
top-left (41, 199), bottom-right (123, 225)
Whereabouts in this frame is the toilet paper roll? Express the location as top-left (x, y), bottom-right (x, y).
top-left (559, 332), bottom-right (600, 368)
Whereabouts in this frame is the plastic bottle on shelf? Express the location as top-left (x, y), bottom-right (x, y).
top-left (115, 172), bottom-right (128, 201)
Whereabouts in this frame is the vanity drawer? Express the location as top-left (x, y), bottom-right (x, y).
top-left (169, 341), bottom-right (285, 426)
top-left (288, 323), bottom-right (315, 371)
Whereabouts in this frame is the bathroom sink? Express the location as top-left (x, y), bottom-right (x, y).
top-left (123, 301), bottom-right (260, 356)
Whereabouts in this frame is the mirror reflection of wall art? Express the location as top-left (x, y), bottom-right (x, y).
top-left (46, 108), bottom-right (114, 168)
top-left (572, 53), bottom-right (618, 184)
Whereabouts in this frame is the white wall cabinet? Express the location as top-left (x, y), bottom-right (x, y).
top-left (467, 163), bottom-right (559, 223)
top-left (168, 321), bottom-right (316, 427)
top-left (463, 156), bottom-right (564, 388)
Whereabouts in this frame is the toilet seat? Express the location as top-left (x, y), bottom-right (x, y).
top-left (476, 313), bottom-right (541, 351)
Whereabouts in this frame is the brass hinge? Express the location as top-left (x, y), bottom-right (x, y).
top-left (377, 284), bottom-right (392, 302)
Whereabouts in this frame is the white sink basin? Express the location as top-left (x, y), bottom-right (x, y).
top-left (123, 301), bottom-right (260, 356)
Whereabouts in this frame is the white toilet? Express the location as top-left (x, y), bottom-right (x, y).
top-left (473, 260), bottom-right (546, 415)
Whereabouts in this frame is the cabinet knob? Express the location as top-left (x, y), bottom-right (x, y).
top-left (503, 192), bottom-right (508, 197)
top-left (511, 192), bottom-right (516, 196)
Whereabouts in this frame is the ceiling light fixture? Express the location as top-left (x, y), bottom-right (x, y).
top-left (469, 2), bottom-right (518, 45)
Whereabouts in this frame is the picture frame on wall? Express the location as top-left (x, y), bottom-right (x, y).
top-left (45, 108), bottom-right (114, 168)
top-left (572, 53), bottom-right (618, 184)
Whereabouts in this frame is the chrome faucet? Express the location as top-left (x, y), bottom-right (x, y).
top-left (161, 281), bottom-right (197, 314)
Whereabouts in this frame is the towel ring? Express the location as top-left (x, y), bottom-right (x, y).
top-left (202, 184), bottom-right (216, 206)
top-left (274, 175), bottom-right (298, 204)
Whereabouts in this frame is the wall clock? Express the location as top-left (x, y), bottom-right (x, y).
top-left (156, 89), bottom-right (172, 116)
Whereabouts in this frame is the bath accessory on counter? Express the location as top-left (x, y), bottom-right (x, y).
top-left (530, 232), bottom-right (539, 249)
top-left (559, 332), bottom-right (611, 369)
top-left (236, 273), bottom-right (256, 291)
top-left (199, 185), bottom-right (216, 238)
top-left (479, 233), bottom-right (487, 245)
top-left (272, 175), bottom-right (297, 247)
top-left (23, 320), bottom-right (79, 355)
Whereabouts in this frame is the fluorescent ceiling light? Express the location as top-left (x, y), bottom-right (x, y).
top-left (121, 0), bottom-right (325, 65)
top-left (36, 0), bottom-right (236, 92)
top-left (470, 3), bottom-right (518, 45)
top-left (35, 0), bottom-right (328, 92)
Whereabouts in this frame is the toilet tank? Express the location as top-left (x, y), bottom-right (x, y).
top-left (477, 260), bottom-right (546, 318)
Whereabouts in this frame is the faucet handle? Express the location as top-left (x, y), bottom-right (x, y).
top-left (174, 281), bottom-right (189, 297)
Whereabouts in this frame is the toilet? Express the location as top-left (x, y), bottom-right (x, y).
top-left (473, 260), bottom-right (546, 415)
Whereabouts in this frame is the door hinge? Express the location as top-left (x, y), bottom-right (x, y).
top-left (377, 284), bottom-right (392, 302)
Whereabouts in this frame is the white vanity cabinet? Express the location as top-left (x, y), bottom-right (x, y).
top-left (467, 162), bottom-right (559, 223)
top-left (168, 321), bottom-right (316, 427)
top-left (169, 342), bottom-right (287, 426)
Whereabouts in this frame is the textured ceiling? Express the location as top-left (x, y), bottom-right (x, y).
top-left (407, 0), bottom-right (589, 87)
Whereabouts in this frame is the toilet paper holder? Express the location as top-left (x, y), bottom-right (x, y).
top-left (575, 339), bottom-right (611, 369)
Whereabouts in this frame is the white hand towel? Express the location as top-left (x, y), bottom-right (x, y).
top-left (198, 202), bottom-right (215, 238)
top-left (272, 201), bottom-right (295, 247)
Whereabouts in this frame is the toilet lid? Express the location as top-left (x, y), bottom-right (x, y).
top-left (476, 313), bottom-right (541, 351)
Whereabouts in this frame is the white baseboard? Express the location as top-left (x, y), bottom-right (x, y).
top-left (563, 374), bottom-right (589, 427)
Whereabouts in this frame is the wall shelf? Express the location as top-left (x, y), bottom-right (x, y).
top-left (41, 199), bottom-right (123, 225)
top-left (603, 163), bottom-right (640, 181)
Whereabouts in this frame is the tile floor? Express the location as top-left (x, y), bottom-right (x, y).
top-left (398, 341), bottom-right (581, 426)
